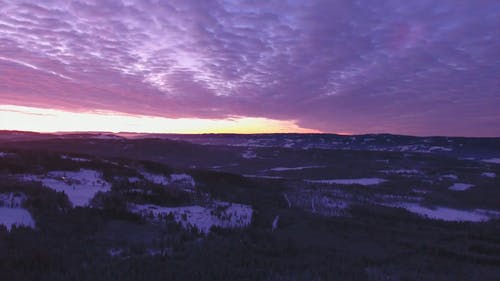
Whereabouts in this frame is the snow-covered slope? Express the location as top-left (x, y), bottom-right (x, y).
top-left (21, 169), bottom-right (111, 207)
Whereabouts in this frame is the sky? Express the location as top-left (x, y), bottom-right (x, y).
top-left (0, 0), bottom-right (499, 136)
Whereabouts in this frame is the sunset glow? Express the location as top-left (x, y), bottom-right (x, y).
top-left (0, 105), bottom-right (318, 134)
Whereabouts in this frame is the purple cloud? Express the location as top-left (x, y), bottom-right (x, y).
top-left (0, 0), bottom-right (499, 136)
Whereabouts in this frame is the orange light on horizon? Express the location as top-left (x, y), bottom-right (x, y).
top-left (0, 104), bottom-right (319, 134)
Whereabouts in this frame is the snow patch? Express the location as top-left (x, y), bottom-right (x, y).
top-left (271, 215), bottom-right (279, 231)
top-left (448, 183), bottom-right (474, 191)
top-left (481, 172), bottom-right (496, 178)
top-left (412, 189), bottom-right (429, 194)
top-left (283, 193), bottom-right (292, 208)
top-left (244, 175), bottom-right (283, 179)
top-left (388, 203), bottom-right (490, 222)
top-left (170, 173), bottom-right (196, 188)
top-left (429, 146), bottom-right (453, 152)
top-left (440, 174), bottom-right (458, 180)
top-left (102, 159), bottom-right (119, 166)
top-left (393, 145), bottom-right (452, 153)
top-left (20, 169), bottom-right (111, 207)
top-left (0, 152), bottom-right (14, 158)
top-left (130, 201), bottom-right (252, 234)
top-left (482, 158), bottom-right (500, 164)
top-left (321, 196), bottom-right (349, 209)
top-left (128, 177), bottom-right (141, 183)
top-left (141, 172), bottom-right (170, 185)
top-left (268, 165), bottom-right (325, 172)
top-left (380, 169), bottom-right (420, 175)
top-left (140, 172), bottom-right (196, 188)
top-left (108, 248), bottom-right (124, 257)
top-left (61, 155), bottom-right (91, 162)
top-left (147, 248), bottom-right (163, 257)
top-left (0, 207), bottom-right (35, 231)
top-left (306, 178), bottom-right (387, 186)
top-left (241, 150), bottom-right (256, 159)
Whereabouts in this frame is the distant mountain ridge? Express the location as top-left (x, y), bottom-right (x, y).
top-left (1, 130), bottom-right (499, 161)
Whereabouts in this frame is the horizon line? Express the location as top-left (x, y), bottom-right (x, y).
top-left (1, 129), bottom-right (499, 139)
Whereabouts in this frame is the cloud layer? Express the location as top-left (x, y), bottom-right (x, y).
top-left (0, 0), bottom-right (499, 136)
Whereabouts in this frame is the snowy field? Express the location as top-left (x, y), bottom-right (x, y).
top-left (290, 184), bottom-right (500, 223)
top-left (386, 203), bottom-right (496, 222)
top-left (0, 207), bottom-right (35, 231)
top-left (21, 169), bottom-right (111, 207)
top-left (130, 201), bottom-right (253, 234)
top-left (0, 192), bottom-right (35, 231)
